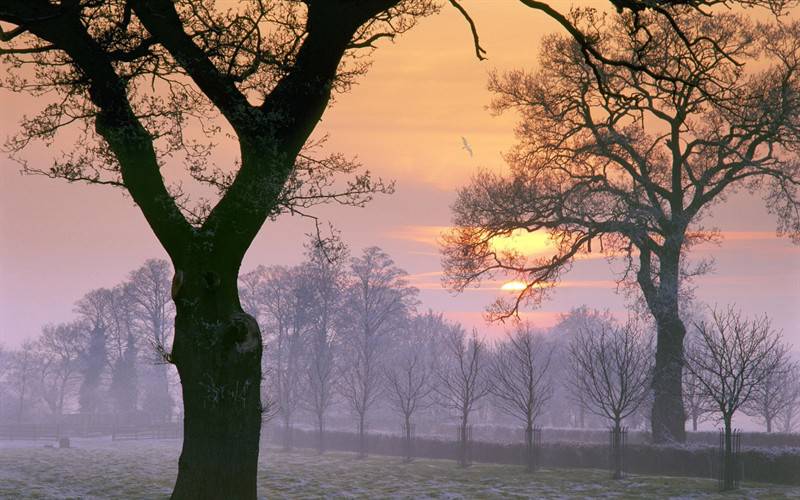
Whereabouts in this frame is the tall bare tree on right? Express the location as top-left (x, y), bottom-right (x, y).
top-left (442, 9), bottom-right (800, 443)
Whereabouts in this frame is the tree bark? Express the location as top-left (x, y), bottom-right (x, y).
top-left (404, 414), bottom-right (413, 462)
top-left (525, 421), bottom-right (535, 473)
top-left (282, 413), bottom-right (293, 451)
top-left (316, 412), bottom-right (325, 454)
top-left (170, 268), bottom-right (263, 500)
top-left (722, 418), bottom-right (735, 491)
top-left (651, 313), bottom-right (687, 443)
top-left (644, 245), bottom-right (687, 444)
top-left (459, 413), bottom-right (470, 467)
top-left (358, 413), bottom-right (367, 458)
top-left (611, 420), bottom-right (623, 480)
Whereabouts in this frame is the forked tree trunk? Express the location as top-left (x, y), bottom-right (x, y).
top-left (170, 268), bottom-right (263, 500)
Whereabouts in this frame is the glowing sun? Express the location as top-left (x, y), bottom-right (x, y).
top-left (500, 280), bottom-right (528, 291)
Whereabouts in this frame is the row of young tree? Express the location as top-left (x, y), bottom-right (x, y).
top-left (0, 260), bottom-right (175, 424)
top-left (243, 237), bottom-right (800, 467)
top-left (3, 237), bottom-right (796, 452)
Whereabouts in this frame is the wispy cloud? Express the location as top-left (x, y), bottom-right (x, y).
top-left (703, 231), bottom-right (784, 241)
top-left (387, 225), bottom-right (450, 247)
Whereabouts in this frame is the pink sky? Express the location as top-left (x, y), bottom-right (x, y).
top-left (1, 3), bottom-right (799, 349)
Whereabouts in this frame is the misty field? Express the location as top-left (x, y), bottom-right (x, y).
top-left (0, 438), bottom-right (799, 499)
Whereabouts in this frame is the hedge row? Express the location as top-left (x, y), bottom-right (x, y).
top-left (418, 424), bottom-right (800, 448)
top-left (265, 427), bottom-right (800, 485)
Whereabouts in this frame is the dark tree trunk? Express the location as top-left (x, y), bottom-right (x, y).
top-left (692, 415), bottom-right (698, 432)
top-left (459, 413), bottom-right (470, 467)
top-left (766, 417), bottom-right (773, 433)
top-left (358, 413), bottom-right (367, 458)
top-left (282, 413), bottom-right (293, 451)
top-left (722, 418), bottom-right (735, 491)
top-left (316, 412), bottom-right (325, 454)
top-left (639, 240), bottom-right (687, 444)
top-left (651, 313), bottom-right (687, 443)
top-left (404, 414), bottom-right (413, 462)
top-left (524, 421), bottom-right (535, 473)
top-left (611, 420), bottom-right (623, 480)
top-left (16, 383), bottom-right (25, 424)
top-left (169, 268), bottom-right (263, 500)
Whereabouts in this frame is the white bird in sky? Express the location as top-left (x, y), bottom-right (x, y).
top-left (461, 136), bottom-right (474, 158)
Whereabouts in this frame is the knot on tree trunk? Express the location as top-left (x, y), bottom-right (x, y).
top-left (202, 271), bottom-right (221, 291)
top-left (225, 312), bottom-right (261, 355)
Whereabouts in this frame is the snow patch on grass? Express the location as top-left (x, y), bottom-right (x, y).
top-left (0, 439), bottom-right (799, 498)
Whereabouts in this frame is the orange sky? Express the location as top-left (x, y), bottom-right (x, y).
top-left (1, 2), bottom-right (799, 347)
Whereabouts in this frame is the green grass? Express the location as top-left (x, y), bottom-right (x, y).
top-left (0, 439), bottom-right (798, 499)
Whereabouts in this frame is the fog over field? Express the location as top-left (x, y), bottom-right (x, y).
top-left (1, 1), bottom-right (799, 499)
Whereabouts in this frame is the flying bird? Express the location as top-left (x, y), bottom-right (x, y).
top-left (461, 136), bottom-right (473, 157)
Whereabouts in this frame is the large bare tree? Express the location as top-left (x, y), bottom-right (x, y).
top-left (0, 2), bottom-right (439, 496)
top-left (442, 9), bottom-right (800, 442)
top-left (683, 306), bottom-right (788, 490)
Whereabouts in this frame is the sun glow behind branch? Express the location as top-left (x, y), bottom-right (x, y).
top-left (488, 229), bottom-right (554, 256)
top-left (500, 280), bottom-right (528, 291)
